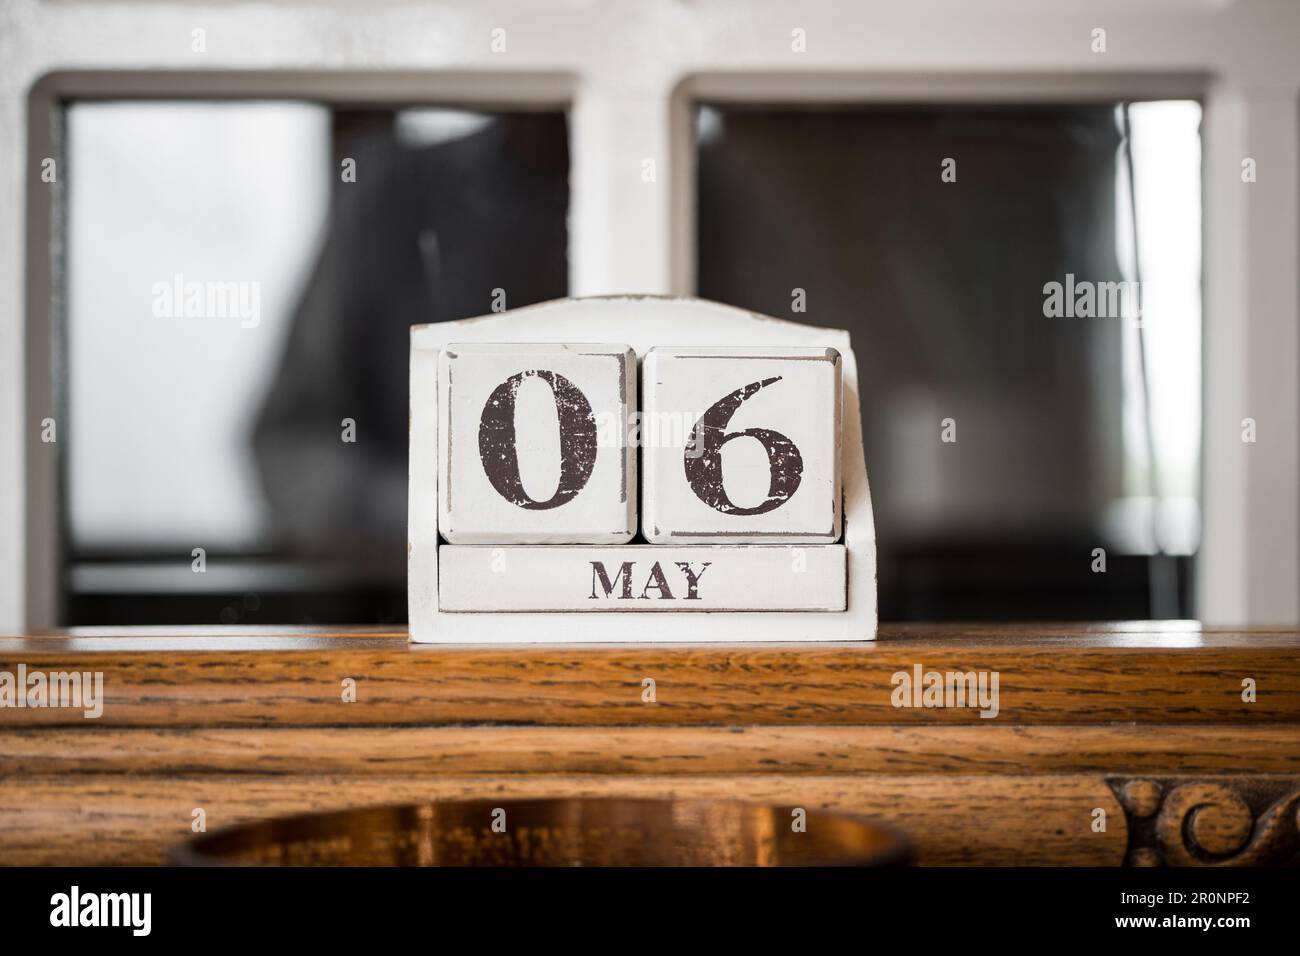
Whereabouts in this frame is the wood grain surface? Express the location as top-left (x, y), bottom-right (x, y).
top-left (4, 724), bottom-right (1299, 776)
top-left (2, 624), bottom-right (1296, 727)
top-left (2, 624), bottom-right (1297, 866)
top-left (0, 772), bottom-right (1126, 866)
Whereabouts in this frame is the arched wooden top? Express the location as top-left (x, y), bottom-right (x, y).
top-left (411, 296), bottom-right (853, 358)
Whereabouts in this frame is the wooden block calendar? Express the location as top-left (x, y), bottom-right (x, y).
top-left (408, 296), bottom-right (877, 642)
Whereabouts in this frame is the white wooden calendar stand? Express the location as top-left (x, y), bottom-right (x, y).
top-left (408, 296), bottom-right (877, 642)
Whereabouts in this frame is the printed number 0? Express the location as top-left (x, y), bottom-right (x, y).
top-left (684, 377), bottom-right (804, 515)
top-left (478, 369), bottom-right (597, 510)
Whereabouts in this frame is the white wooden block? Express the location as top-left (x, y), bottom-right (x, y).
top-left (438, 343), bottom-right (636, 543)
top-left (439, 545), bottom-right (846, 612)
top-left (642, 347), bottom-right (842, 543)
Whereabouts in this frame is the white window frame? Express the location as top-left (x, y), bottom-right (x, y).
top-left (3, 1), bottom-right (1298, 627)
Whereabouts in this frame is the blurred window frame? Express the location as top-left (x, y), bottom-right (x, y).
top-left (15, 3), bottom-right (1300, 627)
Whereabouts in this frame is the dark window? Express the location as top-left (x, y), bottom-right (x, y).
top-left (696, 103), bottom-right (1201, 620)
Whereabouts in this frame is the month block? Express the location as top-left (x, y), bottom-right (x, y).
top-left (641, 347), bottom-right (841, 543)
top-left (438, 343), bottom-right (637, 543)
top-left (439, 545), bottom-right (847, 611)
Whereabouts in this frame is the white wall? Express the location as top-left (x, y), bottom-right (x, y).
top-left (2, 0), bottom-right (1298, 627)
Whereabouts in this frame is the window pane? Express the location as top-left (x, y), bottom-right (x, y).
top-left (696, 103), bottom-right (1201, 620)
top-left (65, 103), bottom-right (570, 624)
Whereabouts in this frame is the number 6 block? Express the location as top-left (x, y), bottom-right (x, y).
top-left (438, 343), bottom-right (637, 543)
top-left (642, 347), bottom-right (842, 543)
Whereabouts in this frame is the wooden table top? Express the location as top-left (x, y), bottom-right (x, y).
top-left (3, 622), bottom-right (1297, 726)
top-left (5, 623), bottom-right (1299, 866)
top-left (6, 620), bottom-right (1300, 648)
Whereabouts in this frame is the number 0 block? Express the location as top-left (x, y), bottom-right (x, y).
top-left (438, 343), bottom-right (637, 543)
top-left (642, 347), bottom-right (841, 543)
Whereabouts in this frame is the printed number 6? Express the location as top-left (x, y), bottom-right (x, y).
top-left (684, 377), bottom-right (803, 515)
